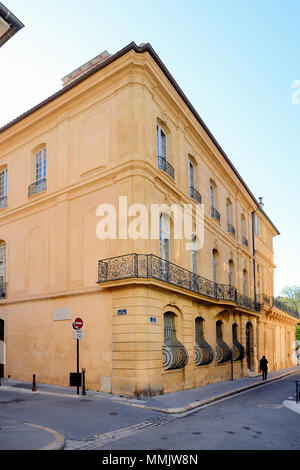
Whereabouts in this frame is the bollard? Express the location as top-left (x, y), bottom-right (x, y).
top-left (32, 374), bottom-right (36, 392)
top-left (296, 381), bottom-right (299, 404)
top-left (81, 368), bottom-right (86, 396)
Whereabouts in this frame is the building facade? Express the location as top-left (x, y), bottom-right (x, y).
top-left (0, 42), bottom-right (298, 396)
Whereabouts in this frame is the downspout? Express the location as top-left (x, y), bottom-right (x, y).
top-left (252, 197), bottom-right (264, 311)
top-left (0, 2), bottom-right (24, 47)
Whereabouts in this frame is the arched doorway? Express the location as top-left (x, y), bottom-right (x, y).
top-left (246, 322), bottom-right (254, 370)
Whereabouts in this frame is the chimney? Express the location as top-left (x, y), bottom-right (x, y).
top-left (61, 50), bottom-right (111, 87)
top-left (258, 197), bottom-right (264, 209)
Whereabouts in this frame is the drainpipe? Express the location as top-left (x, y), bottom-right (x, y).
top-left (252, 197), bottom-right (264, 311)
top-left (0, 3), bottom-right (24, 47)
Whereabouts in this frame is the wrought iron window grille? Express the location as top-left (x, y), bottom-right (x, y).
top-left (195, 318), bottom-right (214, 366)
top-left (163, 312), bottom-right (189, 370)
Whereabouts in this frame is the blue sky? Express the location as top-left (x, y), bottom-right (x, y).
top-left (1, 0), bottom-right (299, 295)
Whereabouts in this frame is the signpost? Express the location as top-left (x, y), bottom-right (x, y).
top-left (72, 318), bottom-right (84, 395)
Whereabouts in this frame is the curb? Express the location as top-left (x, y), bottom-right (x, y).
top-left (120, 369), bottom-right (300, 414)
top-left (25, 423), bottom-right (66, 450)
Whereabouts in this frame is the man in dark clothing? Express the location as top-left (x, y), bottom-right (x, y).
top-left (259, 356), bottom-right (268, 380)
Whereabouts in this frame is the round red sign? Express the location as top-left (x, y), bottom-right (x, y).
top-left (73, 317), bottom-right (83, 330)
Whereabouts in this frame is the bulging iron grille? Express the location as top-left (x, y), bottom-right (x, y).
top-left (163, 312), bottom-right (188, 370)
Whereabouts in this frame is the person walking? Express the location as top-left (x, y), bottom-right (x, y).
top-left (259, 355), bottom-right (268, 381)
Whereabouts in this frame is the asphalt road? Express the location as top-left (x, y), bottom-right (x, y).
top-left (0, 373), bottom-right (300, 450)
top-left (99, 374), bottom-right (300, 451)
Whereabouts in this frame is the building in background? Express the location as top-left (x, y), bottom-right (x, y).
top-left (0, 2), bottom-right (24, 48)
top-left (0, 42), bottom-right (298, 396)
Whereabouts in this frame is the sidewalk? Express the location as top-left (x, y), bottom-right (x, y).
top-left (1, 366), bottom-right (299, 414)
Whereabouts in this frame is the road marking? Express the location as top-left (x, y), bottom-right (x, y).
top-left (282, 400), bottom-right (300, 415)
top-left (64, 415), bottom-right (173, 450)
top-left (25, 423), bottom-right (65, 450)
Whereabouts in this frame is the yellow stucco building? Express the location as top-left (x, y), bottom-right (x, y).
top-left (0, 42), bottom-right (298, 396)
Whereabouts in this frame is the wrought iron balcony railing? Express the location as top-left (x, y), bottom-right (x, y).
top-left (189, 186), bottom-right (202, 204)
top-left (98, 253), bottom-right (261, 312)
top-left (227, 223), bottom-right (236, 236)
top-left (157, 155), bottom-right (175, 180)
top-left (0, 196), bottom-right (7, 209)
top-left (242, 236), bottom-right (248, 247)
top-left (211, 207), bottom-right (220, 222)
top-left (258, 294), bottom-right (299, 319)
top-left (0, 282), bottom-right (7, 299)
top-left (272, 296), bottom-right (299, 318)
top-left (28, 179), bottom-right (47, 198)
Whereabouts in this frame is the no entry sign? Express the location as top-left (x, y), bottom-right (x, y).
top-left (72, 317), bottom-right (83, 330)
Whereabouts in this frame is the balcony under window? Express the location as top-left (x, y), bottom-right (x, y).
top-left (28, 178), bottom-right (47, 197)
top-left (242, 236), bottom-right (248, 247)
top-left (189, 186), bottom-right (202, 204)
top-left (227, 223), bottom-right (235, 236)
top-left (158, 155), bottom-right (175, 179)
top-left (211, 207), bottom-right (220, 222)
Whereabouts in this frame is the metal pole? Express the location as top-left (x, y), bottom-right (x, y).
top-left (82, 368), bottom-right (86, 396)
top-left (77, 338), bottom-right (79, 396)
top-left (296, 381), bottom-right (299, 404)
top-left (32, 374), bottom-right (36, 392)
top-left (231, 349), bottom-right (234, 380)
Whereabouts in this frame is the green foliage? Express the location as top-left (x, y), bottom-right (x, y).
top-left (279, 285), bottom-right (300, 314)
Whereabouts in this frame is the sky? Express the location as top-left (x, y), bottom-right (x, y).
top-left (1, 0), bottom-right (299, 296)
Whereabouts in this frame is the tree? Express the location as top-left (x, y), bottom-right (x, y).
top-left (278, 285), bottom-right (300, 314)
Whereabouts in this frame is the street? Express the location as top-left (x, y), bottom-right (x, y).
top-left (0, 373), bottom-right (300, 450)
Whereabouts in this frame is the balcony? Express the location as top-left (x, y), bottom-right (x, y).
top-left (98, 253), bottom-right (260, 312)
top-left (157, 156), bottom-right (175, 180)
top-left (189, 186), bottom-right (202, 204)
top-left (227, 223), bottom-right (235, 236)
top-left (28, 179), bottom-right (47, 198)
top-left (211, 207), bottom-right (220, 222)
top-left (0, 196), bottom-right (7, 209)
top-left (258, 294), bottom-right (299, 319)
top-left (242, 236), bottom-right (248, 247)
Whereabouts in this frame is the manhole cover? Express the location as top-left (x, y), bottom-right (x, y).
top-left (109, 412), bottom-right (118, 416)
top-left (257, 404), bottom-right (283, 409)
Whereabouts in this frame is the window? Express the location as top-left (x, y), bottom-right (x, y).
top-left (34, 147), bottom-right (47, 182)
top-left (212, 249), bottom-right (218, 284)
top-left (195, 317), bottom-right (214, 366)
top-left (160, 213), bottom-right (170, 262)
top-left (210, 184), bottom-right (220, 221)
top-left (157, 125), bottom-right (167, 160)
top-left (210, 184), bottom-right (215, 210)
top-left (163, 312), bottom-right (188, 370)
top-left (0, 241), bottom-right (6, 298)
top-left (189, 160), bottom-right (195, 188)
top-left (228, 260), bottom-right (233, 287)
top-left (29, 147), bottom-right (47, 197)
top-left (191, 235), bottom-right (198, 274)
top-left (243, 269), bottom-right (247, 297)
top-left (241, 215), bottom-right (245, 238)
top-left (0, 168), bottom-right (8, 208)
